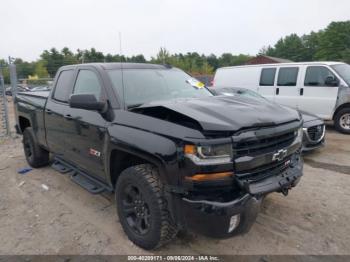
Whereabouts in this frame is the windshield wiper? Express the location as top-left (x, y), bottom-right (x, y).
top-left (128, 103), bottom-right (144, 109)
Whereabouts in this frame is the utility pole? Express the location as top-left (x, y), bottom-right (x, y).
top-left (8, 56), bottom-right (18, 98)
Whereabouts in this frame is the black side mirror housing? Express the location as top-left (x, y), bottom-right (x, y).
top-left (69, 94), bottom-right (106, 112)
top-left (325, 76), bottom-right (339, 87)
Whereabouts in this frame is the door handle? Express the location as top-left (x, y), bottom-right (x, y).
top-left (276, 87), bottom-right (279, 95)
top-left (45, 109), bottom-right (52, 114)
top-left (64, 114), bottom-right (73, 120)
top-left (300, 88), bottom-right (304, 96)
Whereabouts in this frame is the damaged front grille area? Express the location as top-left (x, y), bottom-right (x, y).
top-left (236, 156), bottom-right (292, 183)
top-left (233, 131), bottom-right (296, 157)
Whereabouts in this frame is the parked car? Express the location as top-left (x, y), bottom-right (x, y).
top-left (5, 87), bottom-right (12, 96)
top-left (15, 63), bottom-right (303, 249)
top-left (5, 85), bottom-right (30, 96)
top-left (30, 86), bottom-right (50, 92)
top-left (209, 86), bottom-right (325, 152)
top-left (213, 62), bottom-right (350, 134)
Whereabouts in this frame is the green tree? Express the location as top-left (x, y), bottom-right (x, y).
top-left (40, 48), bottom-right (64, 77)
top-left (218, 53), bottom-right (251, 67)
top-left (302, 31), bottom-right (320, 61)
top-left (62, 47), bottom-right (78, 65)
top-left (0, 59), bottom-right (10, 83)
top-left (207, 54), bottom-right (219, 70)
top-left (266, 34), bottom-right (307, 61)
top-left (128, 55), bottom-right (146, 63)
top-left (14, 58), bottom-right (35, 79)
top-left (340, 49), bottom-right (350, 64)
top-left (34, 60), bottom-right (49, 78)
top-left (315, 21), bottom-right (350, 61)
top-left (264, 20), bottom-right (350, 63)
top-left (83, 48), bottom-right (105, 62)
top-left (154, 47), bottom-right (171, 64)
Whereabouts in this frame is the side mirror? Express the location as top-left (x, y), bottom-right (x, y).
top-left (69, 94), bottom-right (106, 112)
top-left (325, 76), bottom-right (339, 87)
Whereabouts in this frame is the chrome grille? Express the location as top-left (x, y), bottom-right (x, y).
top-left (307, 125), bottom-right (325, 142)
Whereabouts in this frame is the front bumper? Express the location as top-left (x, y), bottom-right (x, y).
top-left (179, 154), bottom-right (303, 238)
top-left (302, 138), bottom-right (325, 152)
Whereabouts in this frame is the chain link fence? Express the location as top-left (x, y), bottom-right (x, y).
top-left (0, 73), bottom-right (10, 137)
top-left (0, 59), bottom-right (54, 139)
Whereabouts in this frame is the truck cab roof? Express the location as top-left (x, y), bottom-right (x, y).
top-left (59, 62), bottom-right (172, 71)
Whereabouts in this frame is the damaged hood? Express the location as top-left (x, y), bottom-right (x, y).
top-left (299, 110), bottom-right (321, 123)
top-left (136, 96), bottom-right (301, 132)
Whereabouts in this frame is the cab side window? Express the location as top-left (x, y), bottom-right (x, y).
top-left (259, 68), bottom-right (276, 86)
top-left (53, 70), bottom-right (74, 102)
top-left (277, 67), bottom-right (299, 86)
top-left (73, 70), bottom-right (102, 99)
top-left (304, 66), bottom-right (337, 86)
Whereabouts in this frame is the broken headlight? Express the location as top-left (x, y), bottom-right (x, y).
top-left (184, 144), bottom-right (233, 165)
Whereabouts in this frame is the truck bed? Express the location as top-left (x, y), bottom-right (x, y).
top-left (15, 91), bottom-right (50, 147)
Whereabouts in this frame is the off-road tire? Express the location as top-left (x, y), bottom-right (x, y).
top-left (334, 108), bottom-right (350, 134)
top-left (116, 164), bottom-right (178, 249)
top-left (23, 127), bottom-right (50, 167)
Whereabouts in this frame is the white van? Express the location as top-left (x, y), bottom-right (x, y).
top-left (213, 62), bottom-right (350, 133)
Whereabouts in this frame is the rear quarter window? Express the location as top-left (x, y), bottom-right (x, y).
top-left (259, 68), bottom-right (276, 86)
top-left (53, 70), bottom-right (74, 102)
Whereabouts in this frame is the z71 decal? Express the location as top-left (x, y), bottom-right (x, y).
top-left (89, 148), bottom-right (101, 157)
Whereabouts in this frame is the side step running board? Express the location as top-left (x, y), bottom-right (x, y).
top-left (52, 161), bottom-right (72, 174)
top-left (71, 172), bottom-right (106, 194)
top-left (51, 157), bottom-right (113, 194)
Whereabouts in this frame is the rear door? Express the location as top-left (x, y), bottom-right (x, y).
top-left (45, 69), bottom-right (75, 157)
top-left (274, 67), bottom-right (300, 109)
top-left (257, 67), bottom-right (277, 102)
top-left (298, 65), bottom-right (339, 119)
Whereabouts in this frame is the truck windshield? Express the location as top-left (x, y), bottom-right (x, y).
top-left (108, 69), bottom-right (213, 107)
top-left (331, 64), bottom-right (350, 86)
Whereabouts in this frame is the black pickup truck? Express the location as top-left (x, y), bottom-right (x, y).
top-left (15, 63), bottom-right (303, 249)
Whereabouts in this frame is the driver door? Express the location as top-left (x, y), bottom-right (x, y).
top-left (64, 68), bottom-right (108, 180)
top-left (298, 65), bottom-right (339, 119)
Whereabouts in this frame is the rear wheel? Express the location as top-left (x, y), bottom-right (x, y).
top-left (116, 164), bottom-right (178, 249)
top-left (334, 108), bottom-right (350, 134)
top-left (23, 127), bottom-right (50, 167)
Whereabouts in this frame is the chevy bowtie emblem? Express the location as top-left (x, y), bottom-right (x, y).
top-left (272, 149), bottom-right (287, 161)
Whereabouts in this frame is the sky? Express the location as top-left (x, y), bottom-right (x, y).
top-left (1, 0), bottom-right (350, 61)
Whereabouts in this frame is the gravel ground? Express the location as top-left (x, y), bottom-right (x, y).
top-left (0, 99), bottom-right (349, 255)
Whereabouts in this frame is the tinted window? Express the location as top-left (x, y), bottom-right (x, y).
top-left (53, 70), bottom-right (74, 102)
top-left (304, 66), bottom-right (336, 86)
top-left (277, 67), bottom-right (299, 86)
top-left (73, 70), bottom-right (102, 99)
top-left (259, 68), bottom-right (276, 86)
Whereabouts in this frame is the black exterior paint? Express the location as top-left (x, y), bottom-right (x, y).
top-left (14, 63), bottom-right (304, 238)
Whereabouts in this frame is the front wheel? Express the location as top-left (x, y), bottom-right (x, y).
top-left (115, 164), bottom-right (178, 250)
top-left (334, 108), bottom-right (350, 134)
